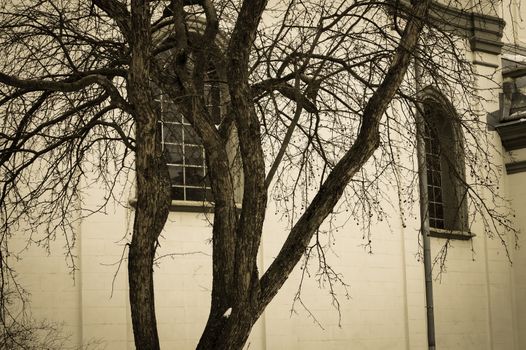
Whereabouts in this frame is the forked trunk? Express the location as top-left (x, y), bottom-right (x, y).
top-left (197, 311), bottom-right (256, 350)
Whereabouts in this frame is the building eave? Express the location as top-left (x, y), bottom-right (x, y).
top-left (389, 0), bottom-right (505, 54)
top-left (495, 118), bottom-right (526, 151)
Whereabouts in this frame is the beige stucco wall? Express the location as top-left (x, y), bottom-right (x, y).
top-left (10, 136), bottom-right (522, 350)
top-left (502, 0), bottom-right (526, 48)
top-left (506, 148), bottom-right (526, 350)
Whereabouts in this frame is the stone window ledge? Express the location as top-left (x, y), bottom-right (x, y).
top-left (129, 199), bottom-right (241, 213)
top-left (428, 228), bottom-right (475, 240)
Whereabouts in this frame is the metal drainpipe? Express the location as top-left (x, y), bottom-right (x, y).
top-left (414, 56), bottom-right (437, 350)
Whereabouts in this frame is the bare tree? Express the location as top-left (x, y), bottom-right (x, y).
top-left (0, 0), bottom-right (517, 349)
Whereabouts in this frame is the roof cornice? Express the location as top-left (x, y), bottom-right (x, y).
top-left (391, 0), bottom-right (505, 54)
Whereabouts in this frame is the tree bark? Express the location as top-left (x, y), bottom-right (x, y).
top-left (128, 131), bottom-right (170, 349)
top-left (197, 313), bottom-right (257, 350)
top-left (127, 93), bottom-right (171, 349)
top-left (128, 120), bottom-right (170, 350)
top-left (194, 1), bottom-right (271, 348)
top-left (127, 85), bottom-right (170, 348)
top-left (127, 1), bottom-right (171, 349)
top-left (195, 134), bottom-right (240, 350)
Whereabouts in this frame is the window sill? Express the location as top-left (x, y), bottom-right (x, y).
top-left (169, 200), bottom-right (215, 213)
top-left (129, 199), bottom-right (241, 213)
top-left (428, 228), bottom-right (475, 240)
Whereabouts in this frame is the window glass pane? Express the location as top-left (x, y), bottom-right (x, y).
top-left (181, 116), bottom-right (191, 125)
top-left (185, 145), bottom-right (204, 166)
top-left (165, 144), bottom-right (183, 164)
top-left (433, 186), bottom-right (442, 203)
top-left (433, 168), bottom-right (442, 181)
top-left (171, 186), bottom-right (184, 200)
top-left (158, 87), bottom-right (211, 202)
top-left (161, 102), bottom-right (181, 123)
top-left (184, 125), bottom-right (201, 144)
top-left (429, 203), bottom-right (436, 218)
top-left (186, 188), bottom-right (202, 201)
top-left (436, 203), bottom-right (444, 219)
top-left (427, 171), bottom-right (433, 185)
top-left (185, 167), bottom-right (206, 187)
top-left (186, 188), bottom-right (212, 201)
top-left (168, 165), bottom-right (184, 186)
top-left (425, 121), bottom-right (445, 228)
top-left (164, 123), bottom-right (183, 144)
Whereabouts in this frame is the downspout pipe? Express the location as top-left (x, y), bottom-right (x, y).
top-left (414, 55), bottom-right (437, 350)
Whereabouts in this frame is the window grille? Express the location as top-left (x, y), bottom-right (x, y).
top-left (424, 124), bottom-right (445, 229)
top-left (419, 94), bottom-right (469, 236)
top-left (160, 112), bottom-right (212, 201)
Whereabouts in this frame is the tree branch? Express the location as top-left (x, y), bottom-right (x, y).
top-left (259, 0), bottom-right (431, 312)
top-left (226, 0), bottom-right (270, 301)
top-left (92, 0), bottom-right (132, 40)
top-left (0, 73), bottom-right (128, 110)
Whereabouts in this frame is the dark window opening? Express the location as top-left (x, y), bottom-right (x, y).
top-left (422, 99), bottom-right (468, 233)
top-left (160, 113), bottom-right (212, 201)
top-left (424, 123), bottom-right (445, 229)
top-left (156, 69), bottom-right (222, 201)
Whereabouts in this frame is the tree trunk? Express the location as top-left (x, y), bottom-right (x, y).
top-left (127, 1), bottom-right (170, 348)
top-left (128, 124), bottom-right (171, 350)
top-left (128, 227), bottom-right (160, 350)
top-left (128, 120), bottom-right (171, 350)
top-left (197, 311), bottom-right (256, 350)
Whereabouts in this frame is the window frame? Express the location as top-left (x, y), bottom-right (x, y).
top-left (159, 114), bottom-right (212, 203)
top-left (149, 22), bottom-right (242, 211)
top-left (154, 77), bottom-right (242, 212)
top-left (152, 57), bottom-right (227, 204)
top-left (417, 89), bottom-right (473, 240)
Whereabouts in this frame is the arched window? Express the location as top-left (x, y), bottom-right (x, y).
top-left (420, 92), bottom-right (469, 236)
top-left (157, 68), bottom-right (223, 202)
top-left (152, 20), bottom-right (237, 206)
